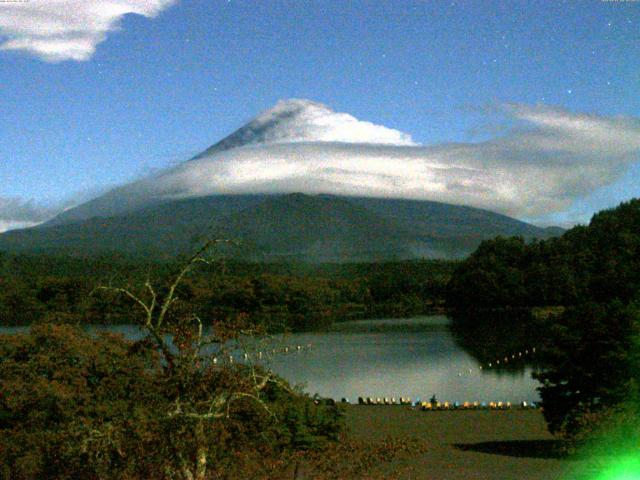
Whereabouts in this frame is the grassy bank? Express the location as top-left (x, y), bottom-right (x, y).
top-left (342, 406), bottom-right (596, 480)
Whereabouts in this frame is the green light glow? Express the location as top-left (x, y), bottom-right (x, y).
top-left (596, 455), bottom-right (640, 480)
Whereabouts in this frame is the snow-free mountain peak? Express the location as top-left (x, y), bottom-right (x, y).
top-left (192, 98), bottom-right (417, 159)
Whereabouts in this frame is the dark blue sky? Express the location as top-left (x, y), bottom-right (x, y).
top-left (1, 0), bottom-right (638, 226)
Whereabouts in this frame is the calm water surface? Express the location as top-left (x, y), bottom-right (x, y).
top-left (1, 316), bottom-right (540, 403)
top-left (266, 316), bottom-right (540, 403)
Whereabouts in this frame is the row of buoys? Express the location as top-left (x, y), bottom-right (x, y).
top-left (484, 347), bottom-right (536, 369)
top-left (455, 347), bottom-right (538, 377)
top-left (419, 400), bottom-right (539, 410)
top-left (211, 343), bottom-right (313, 364)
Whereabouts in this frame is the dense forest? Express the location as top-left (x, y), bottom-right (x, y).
top-left (446, 199), bottom-right (640, 312)
top-left (447, 199), bottom-right (640, 442)
top-left (0, 253), bottom-right (455, 331)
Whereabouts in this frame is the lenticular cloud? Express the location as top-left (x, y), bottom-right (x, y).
top-left (55, 99), bottom-right (640, 224)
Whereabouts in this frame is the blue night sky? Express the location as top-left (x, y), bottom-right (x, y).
top-left (0, 0), bottom-right (639, 229)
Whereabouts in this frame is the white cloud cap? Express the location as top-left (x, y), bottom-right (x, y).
top-left (194, 99), bottom-right (416, 159)
top-left (234, 99), bottom-right (416, 146)
top-left (3, 100), bottom-right (639, 231)
top-left (0, 0), bottom-right (176, 62)
top-left (57, 100), bottom-right (640, 224)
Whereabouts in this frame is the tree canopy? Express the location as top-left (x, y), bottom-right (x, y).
top-left (447, 199), bottom-right (640, 440)
top-left (0, 254), bottom-right (455, 331)
top-left (1, 242), bottom-right (348, 479)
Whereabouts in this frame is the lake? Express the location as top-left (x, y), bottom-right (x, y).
top-left (0, 316), bottom-right (541, 404)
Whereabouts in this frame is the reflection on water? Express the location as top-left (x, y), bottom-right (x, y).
top-left (0, 316), bottom-right (541, 403)
top-left (449, 310), bottom-right (546, 375)
top-left (263, 316), bottom-right (540, 402)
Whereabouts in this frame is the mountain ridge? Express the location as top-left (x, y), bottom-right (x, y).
top-left (191, 99), bottom-right (416, 160)
top-left (1, 100), bottom-right (566, 260)
top-left (0, 193), bottom-right (562, 261)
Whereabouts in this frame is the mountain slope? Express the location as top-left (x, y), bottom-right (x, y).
top-left (46, 99), bottom-right (418, 227)
top-left (206, 193), bottom-right (421, 261)
top-left (0, 193), bottom-right (560, 261)
top-left (1, 100), bottom-right (567, 260)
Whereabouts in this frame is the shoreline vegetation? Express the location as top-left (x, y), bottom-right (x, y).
top-left (0, 254), bottom-right (454, 331)
top-left (445, 199), bottom-right (640, 462)
top-left (0, 198), bottom-right (638, 478)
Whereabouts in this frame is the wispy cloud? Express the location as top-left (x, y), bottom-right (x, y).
top-left (0, 0), bottom-right (176, 62)
top-left (0, 197), bottom-right (57, 232)
top-left (128, 102), bottom-right (640, 218)
top-left (22, 100), bottom-right (640, 226)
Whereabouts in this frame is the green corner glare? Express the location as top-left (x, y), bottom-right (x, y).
top-left (597, 456), bottom-right (640, 480)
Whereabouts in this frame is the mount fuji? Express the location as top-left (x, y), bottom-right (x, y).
top-left (0, 100), bottom-right (562, 261)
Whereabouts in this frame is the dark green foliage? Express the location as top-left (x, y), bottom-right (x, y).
top-left (533, 301), bottom-right (640, 437)
top-left (0, 254), bottom-right (456, 330)
top-left (446, 199), bottom-right (640, 312)
top-left (446, 198), bottom-right (640, 440)
top-left (446, 236), bottom-right (529, 310)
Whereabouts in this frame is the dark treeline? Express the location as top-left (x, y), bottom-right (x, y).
top-left (447, 199), bottom-right (640, 441)
top-left (446, 198), bottom-right (640, 312)
top-left (0, 253), bottom-right (456, 331)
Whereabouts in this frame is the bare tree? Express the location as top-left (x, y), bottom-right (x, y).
top-left (96, 238), bottom-right (289, 480)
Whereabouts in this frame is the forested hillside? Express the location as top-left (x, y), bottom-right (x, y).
top-left (0, 193), bottom-right (561, 261)
top-left (0, 253), bottom-right (455, 331)
top-left (446, 198), bottom-right (640, 311)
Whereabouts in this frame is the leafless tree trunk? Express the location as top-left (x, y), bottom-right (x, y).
top-left (96, 238), bottom-right (289, 479)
